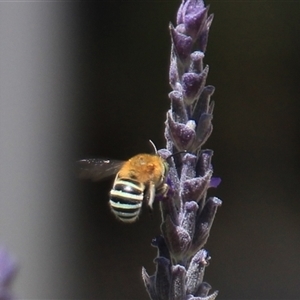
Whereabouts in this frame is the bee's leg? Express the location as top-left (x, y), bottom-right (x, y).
top-left (147, 181), bottom-right (156, 210)
top-left (156, 183), bottom-right (169, 198)
top-left (161, 183), bottom-right (169, 197)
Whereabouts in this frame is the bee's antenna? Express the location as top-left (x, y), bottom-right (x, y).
top-left (166, 150), bottom-right (187, 162)
top-left (149, 140), bottom-right (158, 154)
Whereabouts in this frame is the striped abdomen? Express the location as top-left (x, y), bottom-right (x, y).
top-left (109, 178), bottom-right (145, 223)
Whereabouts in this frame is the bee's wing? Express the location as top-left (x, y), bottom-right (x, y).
top-left (77, 158), bottom-right (125, 181)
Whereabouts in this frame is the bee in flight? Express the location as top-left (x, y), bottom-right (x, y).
top-left (77, 146), bottom-right (169, 223)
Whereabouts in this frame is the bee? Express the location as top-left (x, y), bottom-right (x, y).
top-left (77, 146), bottom-right (169, 223)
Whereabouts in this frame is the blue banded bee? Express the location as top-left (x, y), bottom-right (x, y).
top-left (78, 153), bottom-right (169, 223)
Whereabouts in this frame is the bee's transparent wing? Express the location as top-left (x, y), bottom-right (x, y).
top-left (77, 158), bottom-right (125, 181)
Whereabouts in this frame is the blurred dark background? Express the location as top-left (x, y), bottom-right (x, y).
top-left (0, 1), bottom-right (300, 299)
top-left (76, 1), bottom-right (300, 299)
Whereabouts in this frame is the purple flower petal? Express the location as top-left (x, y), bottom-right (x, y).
top-left (180, 201), bottom-right (198, 238)
top-left (162, 215), bottom-right (191, 261)
top-left (177, 0), bottom-right (205, 27)
top-left (158, 149), bottom-right (181, 202)
top-left (186, 249), bottom-right (209, 294)
top-left (180, 170), bottom-right (212, 203)
top-left (191, 85), bottom-right (215, 122)
top-left (197, 13), bottom-right (214, 53)
top-left (192, 197), bottom-right (222, 251)
top-left (195, 149), bottom-right (213, 177)
top-left (180, 153), bottom-right (197, 182)
top-left (169, 49), bottom-right (180, 89)
top-left (170, 265), bottom-right (186, 300)
top-left (167, 111), bottom-right (196, 151)
top-left (151, 236), bottom-right (171, 261)
top-left (182, 66), bottom-right (209, 105)
top-left (194, 113), bottom-right (213, 148)
top-left (209, 177), bottom-right (221, 188)
top-left (189, 51), bottom-right (205, 74)
top-left (154, 257), bottom-right (171, 300)
top-left (185, 7), bottom-right (208, 40)
top-left (170, 23), bottom-right (193, 66)
top-left (169, 91), bottom-right (188, 124)
top-left (142, 267), bottom-right (157, 300)
top-left (160, 195), bottom-right (180, 226)
top-left (0, 249), bottom-right (17, 289)
top-left (195, 282), bottom-right (212, 297)
top-left (176, 0), bottom-right (186, 25)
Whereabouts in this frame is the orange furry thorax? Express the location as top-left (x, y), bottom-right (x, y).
top-left (117, 154), bottom-right (165, 184)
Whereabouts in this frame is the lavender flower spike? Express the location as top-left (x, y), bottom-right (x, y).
top-left (0, 248), bottom-right (18, 300)
top-left (142, 0), bottom-right (221, 299)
